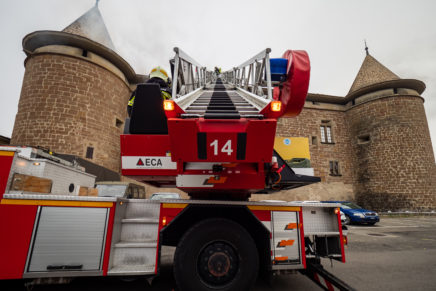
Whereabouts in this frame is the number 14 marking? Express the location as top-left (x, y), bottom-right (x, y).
top-left (210, 140), bottom-right (233, 156)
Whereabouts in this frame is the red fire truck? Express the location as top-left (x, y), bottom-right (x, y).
top-left (0, 48), bottom-right (353, 291)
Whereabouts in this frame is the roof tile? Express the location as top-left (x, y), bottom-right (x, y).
top-left (348, 54), bottom-right (399, 94)
top-left (62, 5), bottom-right (115, 50)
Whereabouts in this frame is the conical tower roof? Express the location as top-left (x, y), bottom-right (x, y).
top-left (348, 54), bottom-right (400, 94)
top-left (62, 3), bottom-right (115, 50)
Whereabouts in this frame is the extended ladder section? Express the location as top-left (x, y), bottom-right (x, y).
top-left (182, 80), bottom-right (263, 119)
top-left (121, 47), bottom-right (319, 198)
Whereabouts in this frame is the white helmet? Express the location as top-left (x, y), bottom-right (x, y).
top-left (150, 66), bottom-right (169, 82)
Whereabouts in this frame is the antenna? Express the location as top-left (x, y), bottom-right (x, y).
top-left (95, 0), bottom-right (100, 7)
top-left (364, 39), bottom-right (369, 55)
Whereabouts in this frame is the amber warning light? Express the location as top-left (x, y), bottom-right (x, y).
top-left (163, 100), bottom-right (175, 111)
top-left (271, 101), bottom-right (282, 112)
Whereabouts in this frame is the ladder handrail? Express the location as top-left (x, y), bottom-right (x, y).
top-left (236, 48), bottom-right (271, 69)
top-left (223, 48), bottom-right (273, 100)
top-left (174, 47), bottom-right (203, 68)
top-left (172, 47), bottom-right (211, 99)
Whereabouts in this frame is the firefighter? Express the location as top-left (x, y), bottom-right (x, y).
top-left (127, 66), bottom-right (172, 116)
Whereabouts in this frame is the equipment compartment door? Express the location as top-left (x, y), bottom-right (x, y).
top-left (272, 211), bottom-right (301, 264)
top-left (27, 207), bottom-right (108, 272)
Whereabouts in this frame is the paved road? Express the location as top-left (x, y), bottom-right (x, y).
top-left (259, 216), bottom-right (436, 290)
top-left (323, 216), bottom-right (436, 291)
top-left (2, 216), bottom-right (436, 290)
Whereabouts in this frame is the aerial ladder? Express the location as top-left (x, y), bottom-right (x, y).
top-left (122, 47), bottom-right (320, 199)
top-left (0, 48), bottom-right (354, 291)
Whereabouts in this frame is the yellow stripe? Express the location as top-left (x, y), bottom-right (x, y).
top-left (248, 205), bottom-right (301, 212)
top-left (161, 91), bottom-right (172, 100)
top-left (162, 203), bottom-right (188, 209)
top-left (128, 96), bottom-right (135, 106)
top-left (0, 199), bottom-right (113, 208)
top-left (0, 151), bottom-right (15, 157)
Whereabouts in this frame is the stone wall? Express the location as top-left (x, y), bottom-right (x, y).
top-left (277, 107), bottom-right (354, 184)
top-left (250, 182), bottom-right (354, 202)
top-left (11, 53), bottom-right (130, 172)
top-left (271, 95), bottom-right (436, 211)
top-left (346, 95), bottom-right (436, 211)
top-left (271, 107), bottom-right (355, 202)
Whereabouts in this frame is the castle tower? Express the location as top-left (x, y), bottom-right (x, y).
top-left (345, 53), bottom-right (436, 211)
top-left (11, 3), bottom-right (138, 172)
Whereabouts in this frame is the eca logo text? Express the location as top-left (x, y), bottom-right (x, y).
top-left (137, 158), bottom-right (163, 167)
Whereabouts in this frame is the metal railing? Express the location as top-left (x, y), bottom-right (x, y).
top-left (171, 47), bottom-right (210, 99)
top-left (223, 48), bottom-right (273, 100)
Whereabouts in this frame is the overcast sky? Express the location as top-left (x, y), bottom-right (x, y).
top-left (1, 0), bottom-right (435, 155)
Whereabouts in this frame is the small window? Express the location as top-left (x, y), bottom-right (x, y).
top-left (329, 161), bottom-right (341, 176)
top-left (326, 127), bottom-right (332, 142)
top-left (320, 126), bottom-right (326, 142)
top-left (393, 88), bottom-right (398, 94)
top-left (351, 99), bottom-right (356, 106)
top-left (86, 146), bottom-right (94, 159)
top-left (115, 118), bottom-right (123, 128)
top-left (312, 136), bottom-right (318, 145)
top-left (358, 134), bottom-right (370, 144)
top-left (312, 101), bottom-right (320, 105)
top-left (320, 124), bottom-right (333, 144)
top-left (82, 50), bottom-right (88, 57)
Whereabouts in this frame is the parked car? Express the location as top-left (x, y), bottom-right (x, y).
top-left (340, 211), bottom-right (347, 225)
top-left (323, 201), bottom-right (379, 225)
top-left (149, 192), bottom-right (181, 200)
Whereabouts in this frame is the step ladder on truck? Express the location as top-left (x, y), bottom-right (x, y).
top-left (0, 48), bottom-right (354, 291)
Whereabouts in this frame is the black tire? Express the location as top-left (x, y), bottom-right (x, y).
top-left (368, 222), bottom-right (376, 226)
top-left (174, 218), bottom-right (259, 291)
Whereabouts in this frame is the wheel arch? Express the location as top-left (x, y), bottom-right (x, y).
top-left (160, 204), bottom-right (271, 273)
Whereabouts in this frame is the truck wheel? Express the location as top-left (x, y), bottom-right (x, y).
top-left (174, 218), bottom-right (259, 291)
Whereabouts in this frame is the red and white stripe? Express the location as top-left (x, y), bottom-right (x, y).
top-left (313, 272), bottom-right (340, 291)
